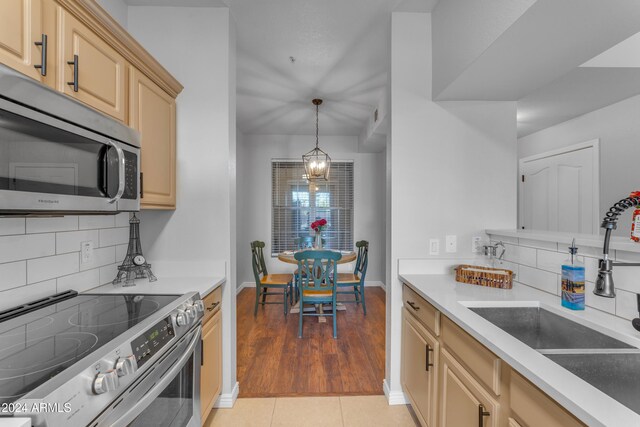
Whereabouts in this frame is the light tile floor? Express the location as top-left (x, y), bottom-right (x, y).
top-left (204, 396), bottom-right (419, 427)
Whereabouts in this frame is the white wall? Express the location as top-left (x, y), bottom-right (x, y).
top-left (127, 6), bottom-right (238, 405)
top-left (96, 0), bottom-right (128, 28)
top-left (387, 12), bottom-right (517, 402)
top-left (518, 94), bottom-right (640, 236)
top-left (236, 134), bottom-right (386, 288)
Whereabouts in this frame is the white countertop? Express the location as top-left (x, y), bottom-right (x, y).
top-left (87, 276), bottom-right (225, 298)
top-left (400, 273), bottom-right (640, 427)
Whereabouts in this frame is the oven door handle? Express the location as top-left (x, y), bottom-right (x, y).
top-left (110, 325), bottom-right (202, 427)
top-left (107, 139), bottom-right (126, 204)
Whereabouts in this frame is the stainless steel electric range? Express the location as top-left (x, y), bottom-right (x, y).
top-left (0, 290), bottom-right (204, 427)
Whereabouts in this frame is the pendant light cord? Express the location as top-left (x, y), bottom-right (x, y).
top-left (315, 103), bottom-right (319, 149)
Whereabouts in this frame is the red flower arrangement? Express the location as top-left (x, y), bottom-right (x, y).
top-left (310, 218), bottom-right (327, 232)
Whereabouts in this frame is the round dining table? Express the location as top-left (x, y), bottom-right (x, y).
top-left (277, 249), bottom-right (357, 264)
top-left (277, 249), bottom-right (357, 319)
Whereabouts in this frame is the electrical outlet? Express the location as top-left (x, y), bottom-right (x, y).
top-left (446, 235), bottom-right (457, 253)
top-left (429, 239), bottom-right (440, 255)
top-left (472, 236), bottom-right (482, 253)
top-left (81, 241), bottom-right (93, 264)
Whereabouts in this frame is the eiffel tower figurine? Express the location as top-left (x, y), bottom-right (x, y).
top-left (113, 213), bottom-right (157, 286)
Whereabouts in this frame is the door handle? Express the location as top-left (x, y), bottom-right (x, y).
top-left (425, 344), bottom-right (434, 371)
top-left (67, 54), bottom-right (79, 92)
top-left (406, 301), bottom-right (420, 311)
top-left (34, 34), bottom-right (47, 76)
top-left (107, 140), bottom-right (126, 204)
top-left (478, 404), bottom-right (490, 427)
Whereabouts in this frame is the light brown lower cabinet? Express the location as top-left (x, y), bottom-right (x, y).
top-left (510, 370), bottom-right (584, 427)
top-left (401, 284), bottom-right (587, 427)
top-left (402, 308), bottom-right (438, 427)
top-left (200, 290), bottom-right (222, 423)
top-left (440, 347), bottom-right (500, 427)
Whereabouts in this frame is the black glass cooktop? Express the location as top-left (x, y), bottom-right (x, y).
top-left (0, 293), bottom-right (180, 404)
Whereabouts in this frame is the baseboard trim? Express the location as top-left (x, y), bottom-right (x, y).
top-left (237, 281), bottom-right (384, 294)
top-left (214, 381), bottom-right (239, 408)
top-left (236, 282), bottom-right (255, 294)
top-left (383, 379), bottom-right (409, 405)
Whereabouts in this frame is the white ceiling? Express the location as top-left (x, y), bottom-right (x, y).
top-left (125, 0), bottom-right (439, 136)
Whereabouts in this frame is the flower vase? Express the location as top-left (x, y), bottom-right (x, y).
top-left (315, 232), bottom-right (323, 249)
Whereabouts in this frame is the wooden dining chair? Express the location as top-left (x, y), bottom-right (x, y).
top-left (294, 249), bottom-right (342, 338)
top-left (336, 240), bottom-right (369, 314)
top-left (251, 241), bottom-right (293, 317)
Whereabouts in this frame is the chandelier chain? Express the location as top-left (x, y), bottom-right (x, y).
top-left (315, 103), bottom-right (319, 149)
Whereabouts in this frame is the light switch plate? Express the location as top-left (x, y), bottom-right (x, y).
top-left (446, 235), bottom-right (457, 253)
top-left (429, 239), bottom-right (440, 255)
top-left (81, 241), bottom-right (93, 264)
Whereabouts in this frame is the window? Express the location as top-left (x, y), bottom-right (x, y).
top-left (271, 160), bottom-right (354, 256)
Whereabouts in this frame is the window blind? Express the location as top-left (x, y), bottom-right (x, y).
top-left (271, 160), bottom-right (354, 256)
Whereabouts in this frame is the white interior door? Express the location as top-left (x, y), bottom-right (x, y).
top-left (519, 141), bottom-right (599, 234)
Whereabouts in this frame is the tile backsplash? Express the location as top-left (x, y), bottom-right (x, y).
top-left (0, 213), bottom-right (131, 311)
top-left (488, 232), bottom-right (640, 321)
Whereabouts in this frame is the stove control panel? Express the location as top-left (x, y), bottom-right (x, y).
top-left (131, 316), bottom-right (175, 368)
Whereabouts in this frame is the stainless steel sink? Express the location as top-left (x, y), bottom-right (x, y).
top-left (469, 307), bottom-right (634, 350)
top-left (546, 353), bottom-right (640, 416)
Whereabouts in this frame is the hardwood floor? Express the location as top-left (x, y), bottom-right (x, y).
top-left (236, 286), bottom-right (386, 397)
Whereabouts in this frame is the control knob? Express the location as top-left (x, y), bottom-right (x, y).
top-left (193, 300), bottom-right (205, 313)
top-left (175, 309), bottom-right (188, 327)
top-left (93, 369), bottom-right (119, 395)
top-left (185, 305), bottom-right (197, 323)
top-left (115, 355), bottom-right (137, 377)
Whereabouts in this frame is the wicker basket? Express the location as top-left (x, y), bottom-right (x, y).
top-left (455, 265), bottom-right (513, 289)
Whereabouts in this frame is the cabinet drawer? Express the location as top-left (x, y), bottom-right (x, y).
top-left (202, 285), bottom-right (222, 324)
top-left (441, 316), bottom-right (501, 395)
top-left (510, 371), bottom-right (585, 427)
top-left (403, 284), bottom-right (440, 336)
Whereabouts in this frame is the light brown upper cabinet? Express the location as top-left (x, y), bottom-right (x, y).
top-left (130, 67), bottom-right (177, 209)
top-left (0, 0), bottom-right (45, 81)
top-left (57, 6), bottom-right (127, 122)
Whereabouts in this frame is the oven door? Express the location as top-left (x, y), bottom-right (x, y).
top-left (0, 97), bottom-right (139, 213)
top-left (94, 325), bottom-right (201, 427)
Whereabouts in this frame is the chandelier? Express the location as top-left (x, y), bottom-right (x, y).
top-left (302, 98), bottom-right (331, 181)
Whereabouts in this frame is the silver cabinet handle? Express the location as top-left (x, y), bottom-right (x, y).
top-left (67, 54), bottom-right (78, 92)
top-left (34, 34), bottom-right (47, 76)
top-left (107, 140), bottom-right (126, 204)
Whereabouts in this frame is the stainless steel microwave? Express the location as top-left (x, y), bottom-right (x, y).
top-left (0, 64), bottom-right (140, 214)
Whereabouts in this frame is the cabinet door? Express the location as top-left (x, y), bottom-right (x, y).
top-left (0, 0), bottom-right (44, 80)
top-left (402, 309), bottom-right (438, 427)
top-left (440, 348), bottom-right (500, 427)
top-left (129, 67), bottom-right (177, 209)
top-left (201, 310), bottom-right (222, 421)
top-left (58, 7), bottom-right (127, 122)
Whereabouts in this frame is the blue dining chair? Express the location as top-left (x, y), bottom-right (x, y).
top-left (336, 241), bottom-right (369, 314)
top-left (251, 241), bottom-right (293, 316)
top-left (294, 249), bottom-right (342, 338)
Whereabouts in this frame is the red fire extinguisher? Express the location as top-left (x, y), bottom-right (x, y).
top-left (631, 191), bottom-right (640, 242)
